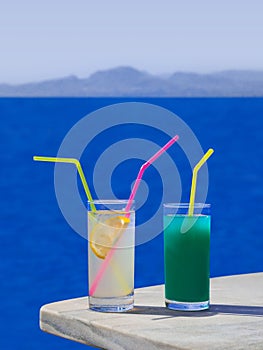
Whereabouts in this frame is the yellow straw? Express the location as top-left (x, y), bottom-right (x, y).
top-left (33, 155), bottom-right (130, 292)
top-left (188, 148), bottom-right (214, 216)
top-left (33, 156), bottom-right (96, 212)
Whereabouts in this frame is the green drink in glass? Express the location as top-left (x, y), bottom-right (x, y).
top-left (164, 203), bottom-right (211, 311)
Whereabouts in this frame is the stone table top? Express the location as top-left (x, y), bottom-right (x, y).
top-left (40, 272), bottom-right (263, 350)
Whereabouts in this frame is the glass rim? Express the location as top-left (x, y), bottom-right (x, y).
top-left (88, 199), bottom-right (134, 205)
top-left (163, 202), bottom-right (210, 209)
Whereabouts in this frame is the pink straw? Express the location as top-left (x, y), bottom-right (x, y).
top-left (89, 134), bottom-right (179, 296)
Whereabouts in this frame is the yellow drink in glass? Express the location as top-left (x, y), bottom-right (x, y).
top-left (88, 200), bottom-right (135, 312)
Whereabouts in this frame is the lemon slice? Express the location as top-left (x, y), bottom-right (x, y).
top-left (89, 215), bottom-right (130, 259)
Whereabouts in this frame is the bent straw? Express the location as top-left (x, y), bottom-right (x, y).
top-left (188, 148), bottom-right (214, 216)
top-left (33, 156), bottom-right (96, 212)
top-left (33, 155), bottom-right (130, 292)
top-left (125, 134), bottom-right (180, 214)
top-left (89, 134), bottom-right (179, 296)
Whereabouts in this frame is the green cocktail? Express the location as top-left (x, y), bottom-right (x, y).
top-left (164, 203), bottom-right (211, 311)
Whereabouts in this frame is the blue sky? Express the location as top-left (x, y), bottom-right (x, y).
top-left (1, 0), bottom-right (263, 83)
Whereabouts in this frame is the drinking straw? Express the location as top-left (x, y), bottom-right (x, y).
top-left (33, 155), bottom-right (130, 292)
top-left (188, 148), bottom-right (214, 216)
top-left (33, 156), bottom-right (96, 212)
top-left (125, 134), bottom-right (180, 214)
top-left (89, 134), bottom-right (179, 296)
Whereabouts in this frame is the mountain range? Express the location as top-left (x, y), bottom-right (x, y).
top-left (1, 66), bottom-right (263, 97)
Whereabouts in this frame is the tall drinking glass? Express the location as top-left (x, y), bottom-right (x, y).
top-left (88, 200), bottom-right (135, 312)
top-left (164, 203), bottom-right (211, 311)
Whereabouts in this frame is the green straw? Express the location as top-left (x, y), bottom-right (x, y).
top-left (33, 156), bottom-right (96, 212)
top-left (188, 148), bottom-right (214, 216)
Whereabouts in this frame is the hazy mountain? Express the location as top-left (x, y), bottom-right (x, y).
top-left (1, 66), bottom-right (263, 97)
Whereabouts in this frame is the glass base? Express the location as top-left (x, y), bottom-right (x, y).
top-left (89, 293), bottom-right (134, 312)
top-left (166, 298), bottom-right (209, 311)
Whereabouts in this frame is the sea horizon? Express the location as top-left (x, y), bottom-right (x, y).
top-left (1, 96), bottom-right (262, 350)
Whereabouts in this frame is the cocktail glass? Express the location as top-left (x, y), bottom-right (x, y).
top-left (164, 203), bottom-right (211, 311)
top-left (88, 199), bottom-right (135, 312)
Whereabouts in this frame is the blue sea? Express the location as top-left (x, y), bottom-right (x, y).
top-left (1, 97), bottom-right (262, 350)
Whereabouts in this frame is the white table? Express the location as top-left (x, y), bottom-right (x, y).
top-left (40, 273), bottom-right (263, 349)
